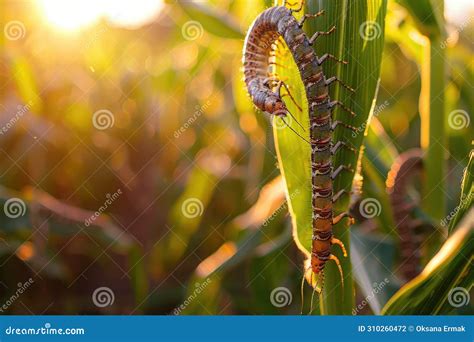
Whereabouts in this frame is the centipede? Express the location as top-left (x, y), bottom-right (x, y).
top-left (242, 0), bottom-right (357, 302)
top-left (386, 148), bottom-right (427, 281)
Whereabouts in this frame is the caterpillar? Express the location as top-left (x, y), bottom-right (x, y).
top-left (242, 1), bottom-right (357, 295)
top-left (386, 149), bottom-right (426, 281)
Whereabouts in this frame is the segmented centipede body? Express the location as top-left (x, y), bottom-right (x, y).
top-left (386, 149), bottom-right (425, 281)
top-left (243, 2), bottom-right (355, 289)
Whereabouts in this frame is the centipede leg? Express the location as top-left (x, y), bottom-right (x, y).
top-left (332, 211), bottom-right (354, 225)
top-left (268, 61), bottom-right (287, 69)
top-left (331, 238), bottom-right (348, 257)
top-left (317, 53), bottom-right (348, 65)
top-left (329, 254), bottom-right (344, 291)
top-left (331, 140), bottom-right (357, 155)
top-left (309, 26), bottom-right (336, 44)
top-left (331, 120), bottom-right (358, 132)
top-left (325, 76), bottom-right (355, 93)
top-left (298, 11), bottom-right (325, 27)
top-left (331, 164), bottom-right (354, 180)
top-left (328, 100), bottom-right (356, 117)
top-left (332, 189), bottom-right (351, 203)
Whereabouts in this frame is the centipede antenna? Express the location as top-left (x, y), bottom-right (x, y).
top-left (286, 108), bottom-right (306, 131)
top-left (277, 81), bottom-right (303, 112)
top-left (280, 116), bottom-right (310, 144)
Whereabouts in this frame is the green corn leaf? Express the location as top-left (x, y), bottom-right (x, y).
top-left (178, 1), bottom-right (244, 40)
top-left (272, 0), bottom-right (387, 314)
top-left (395, 0), bottom-right (442, 38)
top-left (447, 151), bottom-right (474, 235)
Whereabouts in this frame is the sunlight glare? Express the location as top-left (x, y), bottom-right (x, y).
top-left (38, 0), bottom-right (165, 31)
top-left (103, 0), bottom-right (165, 29)
top-left (38, 0), bottom-right (103, 31)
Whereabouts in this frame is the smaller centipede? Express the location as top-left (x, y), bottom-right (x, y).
top-left (242, 0), bottom-right (358, 308)
top-left (386, 148), bottom-right (430, 281)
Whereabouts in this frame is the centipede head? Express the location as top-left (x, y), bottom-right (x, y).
top-left (264, 95), bottom-right (287, 116)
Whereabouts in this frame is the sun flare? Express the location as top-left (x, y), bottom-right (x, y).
top-left (38, 0), bottom-right (165, 31)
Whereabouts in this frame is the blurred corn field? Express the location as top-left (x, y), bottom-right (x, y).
top-left (0, 0), bottom-right (472, 315)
